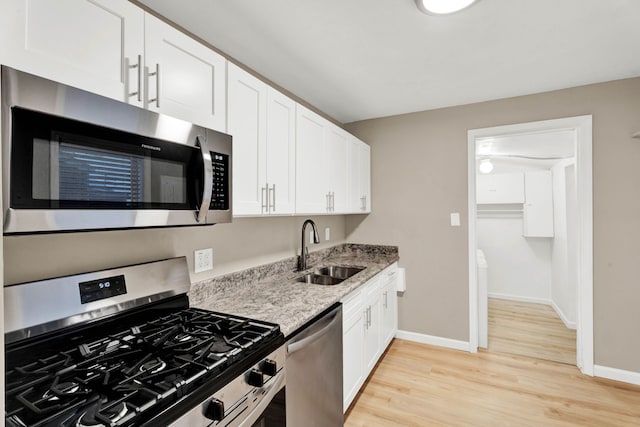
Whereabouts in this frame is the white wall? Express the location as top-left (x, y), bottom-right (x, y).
top-left (551, 159), bottom-right (578, 327)
top-left (477, 213), bottom-right (552, 302)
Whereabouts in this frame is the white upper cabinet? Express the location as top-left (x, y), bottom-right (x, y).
top-left (0, 2), bottom-right (226, 131)
top-left (228, 64), bottom-right (267, 215)
top-left (0, 0), bottom-right (144, 107)
top-left (144, 14), bottom-right (226, 131)
top-left (476, 172), bottom-right (525, 204)
top-left (228, 64), bottom-right (295, 216)
top-left (348, 137), bottom-right (372, 213)
top-left (296, 105), bottom-right (328, 214)
top-left (326, 127), bottom-right (349, 213)
top-left (296, 105), bottom-right (352, 214)
top-left (265, 89), bottom-right (296, 214)
top-left (523, 170), bottom-right (554, 237)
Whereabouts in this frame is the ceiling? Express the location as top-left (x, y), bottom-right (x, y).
top-left (138, 0), bottom-right (640, 124)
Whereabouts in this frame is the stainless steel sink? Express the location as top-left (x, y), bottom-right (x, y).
top-left (315, 265), bottom-right (365, 280)
top-left (296, 265), bottom-right (366, 285)
top-left (296, 273), bottom-right (343, 286)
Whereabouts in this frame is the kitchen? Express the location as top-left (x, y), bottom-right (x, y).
top-left (2, 0), bottom-right (640, 426)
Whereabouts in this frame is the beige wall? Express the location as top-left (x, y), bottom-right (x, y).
top-left (345, 77), bottom-right (640, 372)
top-left (4, 215), bottom-right (346, 285)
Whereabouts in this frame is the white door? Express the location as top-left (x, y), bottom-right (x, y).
top-left (144, 14), bottom-right (226, 131)
top-left (227, 64), bottom-right (267, 216)
top-left (265, 89), bottom-right (296, 214)
top-left (523, 170), bottom-right (554, 237)
top-left (295, 105), bottom-right (326, 213)
top-left (342, 306), bottom-right (364, 412)
top-left (326, 127), bottom-right (349, 213)
top-left (0, 0), bottom-right (144, 107)
top-left (359, 142), bottom-right (372, 212)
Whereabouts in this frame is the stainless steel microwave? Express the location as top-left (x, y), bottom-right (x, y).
top-left (1, 66), bottom-right (232, 234)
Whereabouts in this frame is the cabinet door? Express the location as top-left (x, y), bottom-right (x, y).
top-left (227, 64), bottom-right (267, 216)
top-left (342, 307), bottom-right (365, 412)
top-left (348, 138), bottom-right (371, 213)
top-left (381, 272), bottom-right (398, 348)
top-left (363, 277), bottom-right (383, 374)
top-left (476, 173), bottom-right (525, 204)
top-left (266, 89), bottom-right (296, 215)
top-left (523, 170), bottom-right (554, 237)
top-left (359, 142), bottom-right (372, 213)
top-left (326, 127), bottom-right (349, 213)
top-left (144, 14), bottom-right (226, 131)
top-left (295, 105), bottom-right (327, 214)
top-left (0, 0), bottom-right (144, 107)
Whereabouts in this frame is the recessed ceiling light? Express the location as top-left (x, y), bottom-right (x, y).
top-left (416, 0), bottom-right (479, 15)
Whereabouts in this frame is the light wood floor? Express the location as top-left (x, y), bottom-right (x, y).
top-left (344, 339), bottom-right (640, 426)
top-left (488, 298), bottom-right (576, 365)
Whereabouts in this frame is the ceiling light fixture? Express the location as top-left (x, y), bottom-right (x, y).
top-left (479, 159), bottom-right (494, 174)
top-left (416, 0), bottom-right (479, 15)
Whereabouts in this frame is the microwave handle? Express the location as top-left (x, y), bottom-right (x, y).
top-left (196, 136), bottom-right (213, 223)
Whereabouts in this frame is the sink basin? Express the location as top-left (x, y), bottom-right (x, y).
top-left (296, 273), bottom-right (344, 286)
top-left (316, 265), bottom-right (365, 280)
top-left (296, 265), bottom-right (366, 286)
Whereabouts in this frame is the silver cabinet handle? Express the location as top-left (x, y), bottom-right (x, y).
top-left (195, 136), bottom-right (212, 223)
top-left (384, 291), bottom-right (388, 309)
top-left (326, 192), bottom-right (331, 212)
top-left (126, 54), bottom-right (142, 102)
top-left (261, 186), bottom-right (268, 214)
top-left (147, 63), bottom-right (160, 108)
top-left (363, 308), bottom-right (368, 330)
top-left (269, 184), bottom-right (276, 212)
top-left (330, 192), bottom-right (335, 212)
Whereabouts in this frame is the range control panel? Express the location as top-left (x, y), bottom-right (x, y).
top-left (209, 152), bottom-right (229, 210)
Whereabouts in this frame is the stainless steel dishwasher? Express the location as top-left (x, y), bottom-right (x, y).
top-left (286, 303), bottom-right (343, 426)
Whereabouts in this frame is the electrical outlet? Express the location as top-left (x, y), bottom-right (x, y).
top-left (194, 248), bottom-right (213, 273)
top-left (325, 227), bottom-right (331, 241)
top-left (310, 230), bottom-right (315, 243)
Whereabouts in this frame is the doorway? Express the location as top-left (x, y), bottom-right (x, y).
top-left (467, 116), bottom-right (593, 375)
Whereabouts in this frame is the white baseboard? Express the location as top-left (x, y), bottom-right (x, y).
top-left (551, 300), bottom-right (577, 330)
top-left (396, 330), bottom-right (470, 352)
top-left (488, 292), bottom-right (551, 306)
top-left (594, 365), bottom-right (640, 386)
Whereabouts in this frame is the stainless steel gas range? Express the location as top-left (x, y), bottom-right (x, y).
top-left (4, 257), bottom-right (286, 427)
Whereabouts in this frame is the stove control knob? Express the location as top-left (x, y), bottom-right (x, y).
top-left (203, 398), bottom-right (225, 421)
top-left (247, 369), bottom-right (264, 387)
top-left (260, 359), bottom-right (277, 377)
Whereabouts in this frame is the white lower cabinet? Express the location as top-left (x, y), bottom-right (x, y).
top-left (342, 263), bottom-right (398, 412)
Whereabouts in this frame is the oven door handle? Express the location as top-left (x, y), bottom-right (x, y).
top-left (237, 368), bottom-right (285, 427)
top-left (195, 136), bottom-right (212, 223)
top-left (286, 310), bottom-right (340, 355)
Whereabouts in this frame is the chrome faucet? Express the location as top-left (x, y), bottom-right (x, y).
top-left (298, 219), bottom-right (320, 271)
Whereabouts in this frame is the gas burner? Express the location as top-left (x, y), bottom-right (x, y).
top-left (76, 403), bottom-right (128, 427)
top-left (174, 333), bottom-right (193, 343)
top-left (207, 339), bottom-right (235, 356)
top-left (139, 359), bottom-right (166, 374)
top-left (42, 382), bottom-right (81, 401)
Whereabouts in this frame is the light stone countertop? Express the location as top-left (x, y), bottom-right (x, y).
top-left (190, 244), bottom-right (399, 338)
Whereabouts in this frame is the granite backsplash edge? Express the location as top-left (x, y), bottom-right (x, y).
top-left (188, 243), bottom-right (398, 306)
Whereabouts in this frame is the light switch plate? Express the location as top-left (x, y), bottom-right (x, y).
top-left (450, 213), bottom-right (461, 227)
top-left (325, 227), bottom-right (331, 241)
top-left (194, 248), bottom-right (213, 273)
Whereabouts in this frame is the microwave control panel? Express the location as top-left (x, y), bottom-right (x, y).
top-left (210, 152), bottom-right (229, 210)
